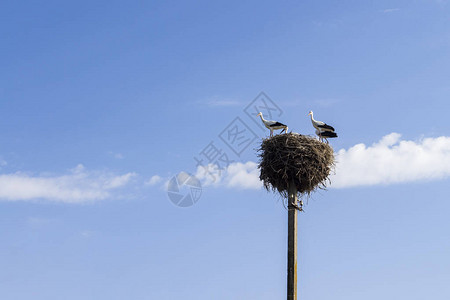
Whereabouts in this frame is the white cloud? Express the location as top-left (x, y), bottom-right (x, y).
top-left (146, 175), bottom-right (162, 186)
top-left (195, 163), bottom-right (221, 186)
top-left (104, 172), bottom-right (136, 189)
top-left (225, 162), bottom-right (261, 189)
top-left (331, 133), bottom-right (450, 188)
top-left (15, 133), bottom-right (443, 202)
top-left (0, 164), bottom-right (136, 203)
top-left (192, 133), bottom-right (450, 190)
top-left (195, 162), bottom-right (262, 189)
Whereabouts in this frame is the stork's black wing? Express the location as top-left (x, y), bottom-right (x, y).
top-left (321, 131), bottom-right (337, 138)
top-left (269, 122), bottom-right (286, 127)
top-left (317, 123), bottom-right (335, 131)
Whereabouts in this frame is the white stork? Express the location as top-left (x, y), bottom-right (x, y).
top-left (307, 111), bottom-right (335, 132)
top-left (257, 112), bottom-right (288, 137)
top-left (308, 111), bottom-right (337, 143)
top-left (315, 129), bottom-right (337, 143)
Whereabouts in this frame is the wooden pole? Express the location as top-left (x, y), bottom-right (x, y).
top-left (287, 180), bottom-right (298, 300)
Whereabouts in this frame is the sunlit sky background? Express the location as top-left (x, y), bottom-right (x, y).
top-left (1, 1), bottom-right (450, 299)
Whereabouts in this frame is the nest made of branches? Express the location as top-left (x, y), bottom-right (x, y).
top-left (258, 133), bottom-right (335, 199)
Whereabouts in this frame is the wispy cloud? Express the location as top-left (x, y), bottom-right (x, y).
top-left (314, 98), bottom-right (341, 108)
top-left (197, 96), bottom-right (242, 107)
top-left (312, 19), bottom-right (342, 29)
top-left (27, 217), bottom-right (54, 228)
top-left (108, 151), bottom-right (124, 159)
top-left (382, 8), bottom-right (400, 13)
top-left (207, 100), bottom-right (241, 107)
top-left (80, 230), bottom-right (95, 238)
top-left (0, 164), bottom-right (136, 203)
top-left (279, 98), bottom-right (341, 108)
top-left (146, 175), bottom-right (162, 186)
top-left (189, 133), bottom-right (450, 190)
top-left (104, 172), bottom-right (135, 189)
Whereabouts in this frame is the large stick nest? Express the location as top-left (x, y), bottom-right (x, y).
top-left (258, 133), bottom-right (335, 198)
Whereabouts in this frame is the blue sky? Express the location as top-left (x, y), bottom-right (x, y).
top-left (1, 0), bottom-right (450, 299)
